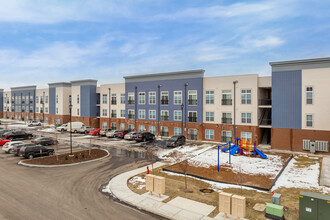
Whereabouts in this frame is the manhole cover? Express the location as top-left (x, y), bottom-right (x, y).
top-left (200, 189), bottom-right (214, 193)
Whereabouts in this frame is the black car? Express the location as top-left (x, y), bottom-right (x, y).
top-left (13, 143), bottom-right (36, 156)
top-left (32, 137), bottom-right (57, 145)
top-left (3, 131), bottom-right (33, 140)
top-left (20, 145), bottom-right (55, 159)
top-left (166, 135), bottom-right (186, 148)
top-left (135, 132), bottom-right (155, 142)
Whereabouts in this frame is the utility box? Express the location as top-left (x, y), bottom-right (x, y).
top-left (145, 174), bottom-right (155, 193)
top-left (310, 142), bottom-right (316, 154)
top-left (299, 191), bottom-right (330, 220)
top-left (272, 193), bottom-right (281, 205)
top-left (232, 195), bottom-right (246, 218)
top-left (219, 192), bottom-right (232, 217)
top-left (265, 203), bottom-right (284, 220)
top-left (153, 176), bottom-right (165, 196)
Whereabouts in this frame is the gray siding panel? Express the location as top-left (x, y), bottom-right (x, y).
top-left (49, 88), bottom-right (55, 114)
top-left (80, 85), bottom-right (97, 117)
top-left (272, 70), bottom-right (302, 129)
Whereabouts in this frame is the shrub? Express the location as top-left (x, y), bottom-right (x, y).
top-left (65, 155), bottom-right (68, 160)
top-left (75, 154), bottom-right (78, 159)
top-left (81, 152), bottom-right (85, 158)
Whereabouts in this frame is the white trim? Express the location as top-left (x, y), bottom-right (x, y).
top-left (148, 91), bottom-right (156, 105)
top-left (173, 90), bottom-right (182, 105)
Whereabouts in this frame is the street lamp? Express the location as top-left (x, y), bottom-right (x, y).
top-left (157, 84), bottom-right (162, 137)
top-left (108, 88), bottom-right (111, 129)
top-left (233, 80), bottom-right (238, 144)
top-left (134, 86), bottom-right (137, 131)
top-left (21, 93), bottom-right (23, 121)
top-left (181, 103), bottom-right (184, 136)
top-left (69, 102), bottom-right (73, 156)
top-left (184, 83), bottom-right (188, 137)
top-left (43, 91), bottom-right (45, 127)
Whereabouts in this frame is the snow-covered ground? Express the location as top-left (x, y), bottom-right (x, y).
top-left (272, 156), bottom-right (330, 193)
top-left (128, 176), bottom-right (146, 190)
top-left (38, 128), bottom-right (58, 133)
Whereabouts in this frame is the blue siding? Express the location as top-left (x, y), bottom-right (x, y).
top-left (272, 70), bottom-right (302, 129)
top-left (80, 85), bottom-right (98, 117)
top-left (11, 89), bottom-right (36, 113)
top-left (0, 91), bottom-right (3, 111)
top-left (125, 77), bottom-right (203, 123)
top-left (49, 87), bottom-right (56, 114)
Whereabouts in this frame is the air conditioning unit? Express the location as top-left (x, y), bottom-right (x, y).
top-left (303, 139), bottom-right (310, 150)
top-left (310, 142), bottom-right (316, 154)
top-left (315, 141), bottom-right (329, 152)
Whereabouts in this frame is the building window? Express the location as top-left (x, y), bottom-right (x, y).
top-left (45, 96), bottom-right (48, 104)
top-left (138, 110), bottom-right (145, 119)
top-left (45, 117), bottom-right (48, 123)
top-left (241, 132), bottom-right (252, 141)
top-left (149, 110), bottom-right (156, 120)
top-left (161, 126), bottom-right (168, 137)
top-left (138, 92), bottom-right (145, 105)
top-left (111, 94), bottom-right (117, 105)
top-left (205, 91), bottom-right (214, 104)
top-left (120, 123), bottom-right (125, 130)
top-left (222, 90), bottom-right (232, 105)
top-left (111, 123), bottom-right (116, 130)
top-left (205, 129), bottom-right (214, 140)
top-left (174, 127), bottom-right (182, 136)
top-left (241, 89), bottom-right (251, 104)
top-left (102, 94), bottom-right (107, 104)
top-left (206, 112), bottom-right (214, 122)
top-left (128, 124), bottom-right (135, 131)
top-left (306, 114), bottom-right (313, 127)
top-left (121, 93), bottom-right (125, 104)
top-left (241, 113), bottom-right (252, 123)
top-left (102, 109), bottom-right (107, 117)
top-left (149, 126), bottom-right (156, 134)
top-left (45, 107), bottom-right (48, 113)
top-left (128, 93), bottom-right (135, 105)
top-left (139, 125), bottom-right (145, 132)
top-left (102, 122), bottom-right (107, 129)
top-left (111, 110), bottom-right (117, 118)
top-left (148, 91), bottom-right (156, 105)
top-left (161, 91), bottom-right (169, 105)
top-left (128, 109), bottom-right (135, 119)
top-left (188, 90), bottom-right (197, 105)
top-left (188, 111), bottom-right (197, 122)
top-left (56, 95), bottom-right (58, 104)
top-left (36, 96), bottom-right (39, 103)
top-left (77, 108), bottom-right (80, 115)
top-left (306, 87), bottom-right (313, 104)
top-left (174, 91), bottom-right (182, 105)
top-left (36, 107), bottom-right (39, 113)
top-left (77, 95), bottom-right (79, 104)
top-left (161, 110), bottom-right (169, 121)
top-left (69, 95), bottom-right (72, 104)
top-left (40, 96), bottom-right (43, 104)
top-left (174, 110), bottom-right (182, 121)
top-left (222, 112), bottom-right (232, 124)
top-left (120, 110), bottom-right (125, 118)
top-left (188, 129), bottom-right (197, 140)
top-left (221, 131), bottom-right (232, 143)
top-left (56, 108), bottom-right (58, 114)
top-left (29, 107), bottom-right (33, 113)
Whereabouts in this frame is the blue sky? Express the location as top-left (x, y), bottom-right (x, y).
top-left (1, 0), bottom-right (330, 89)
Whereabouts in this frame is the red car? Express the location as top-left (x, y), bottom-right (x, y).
top-left (117, 130), bottom-right (129, 139)
top-left (89, 128), bottom-right (101, 136)
top-left (0, 139), bottom-right (10, 146)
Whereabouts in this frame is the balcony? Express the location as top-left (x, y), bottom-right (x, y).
top-left (161, 115), bottom-right (169, 121)
top-left (188, 99), bottom-right (197, 105)
top-left (221, 99), bottom-right (232, 105)
top-left (258, 99), bottom-right (272, 106)
top-left (161, 99), bottom-right (169, 105)
top-left (22, 101), bottom-right (25, 104)
top-left (22, 109), bottom-right (25, 112)
top-left (259, 119), bottom-right (272, 126)
top-left (40, 110), bottom-right (44, 113)
top-left (30, 100), bottom-right (33, 104)
top-left (11, 101), bottom-right (15, 104)
top-left (6, 101), bottom-right (9, 104)
top-left (40, 101), bottom-right (44, 104)
top-left (188, 116), bottom-right (197, 122)
top-left (29, 110), bottom-right (33, 113)
top-left (188, 134), bottom-right (197, 140)
top-left (221, 136), bottom-right (232, 143)
top-left (221, 118), bottom-right (232, 124)
top-left (111, 100), bottom-right (117, 105)
top-left (128, 100), bottom-right (135, 105)
top-left (111, 114), bottom-right (117, 118)
top-left (128, 114), bottom-right (135, 119)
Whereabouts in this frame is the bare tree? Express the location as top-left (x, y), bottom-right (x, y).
top-left (174, 152), bottom-right (191, 192)
top-left (146, 147), bottom-right (154, 173)
top-left (55, 130), bottom-right (59, 161)
top-left (89, 136), bottom-right (92, 156)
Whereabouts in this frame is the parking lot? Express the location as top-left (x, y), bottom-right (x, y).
top-left (0, 120), bottom-right (163, 220)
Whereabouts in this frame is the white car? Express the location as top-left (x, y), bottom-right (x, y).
top-left (106, 130), bottom-right (119, 138)
top-left (56, 124), bottom-right (68, 132)
top-left (27, 121), bottom-right (41, 126)
top-left (2, 141), bottom-right (24, 153)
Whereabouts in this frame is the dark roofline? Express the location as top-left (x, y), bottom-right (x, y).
top-left (124, 69), bottom-right (205, 79)
top-left (270, 57), bottom-right (330, 66)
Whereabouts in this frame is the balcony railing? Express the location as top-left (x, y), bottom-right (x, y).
top-left (40, 101), bottom-right (44, 104)
top-left (221, 136), bottom-right (232, 143)
top-left (128, 114), bottom-right (135, 119)
top-left (111, 114), bottom-right (117, 118)
top-left (188, 116), bottom-right (197, 122)
top-left (11, 100), bottom-right (15, 104)
top-left (6, 101), bottom-right (9, 104)
top-left (22, 109), bottom-right (25, 112)
top-left (221, 99), bottom-right (232, 105)
top-left (161, 115), bottom-right (169, 121)
top-left (258, 99), bottom-right (272, 106)
top-left (161, 99), bottom-right (169, 105)
top-left (188, 99), bottom-right (197, 105)
top-left (30, 100), bottom-right (33, 104)
top-left (29, 110), bottom-right (33, 113)
top-left (221, 118), bottom-right (232, 124)
top-left (40, 110), bottom-right (44, 113)
top-left (22, 101), bottom-right (25, 104)
top-left (128, 100), bottom-right (135, 105)
top-left (188, 134), bottom-right (197, 140)
top-left (259, 119), bottom-right (272, 125)
top-left (111, 100), bottom-right (117, 105)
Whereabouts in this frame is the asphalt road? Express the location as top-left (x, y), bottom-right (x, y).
top-left (0, 148), bottom-right (161, 220)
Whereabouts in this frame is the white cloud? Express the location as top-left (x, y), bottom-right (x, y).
top-left (244, 36), bottom-right (285, 48)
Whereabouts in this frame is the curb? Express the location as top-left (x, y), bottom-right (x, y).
top-left (18, 149), bottom-right (110, 168)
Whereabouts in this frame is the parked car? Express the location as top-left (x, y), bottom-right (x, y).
top-left (99, 128), bottom-right (111, 136)
top-left (56, 124), bottom-right (68, 132)
top-left (27, 120), bottom-right (41, 126)
top-left (0, 129), bottom-right (11, 136)
top-left (78, 126), bottom-right (93, 134)
top-left (66, 122), bottom-right (84, 133)
top-left (135, 132), bottom-right (155, 142)
top-left (106, 130), bottom-right (120, 138)
top-left (89, 128), bottom-right (101, 136)
top-left (2, 141), bottom-right (24, 153)
top-left (0, 138), bottom-right (10, 146)
top-left (166, 135), bottom-right (186, 148)
top-left (13, 143), bottom-right (36, 156)
top-left (32, 137), bottom-right (57, 145)
top-left (124, 132), bottom-right (137, 140)
top-left (117, 130), bottom-right (129, 139)
top-left (20, 145), bottom-right (55, 159)
top-left (3, 131), bottom-right (33, 140)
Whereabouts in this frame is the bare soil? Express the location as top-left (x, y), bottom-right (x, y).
top-left (24, 149), bottom-right (108, 165)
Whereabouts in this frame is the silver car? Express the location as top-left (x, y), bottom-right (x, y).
top-left (100, 129), bottom-right (111, 136)
top-left (124, 132), bottom-right (136, 140)
top-left (106, 130), bottom-right (119, 138)
top-left (78, 126), bottom-right (93, 134)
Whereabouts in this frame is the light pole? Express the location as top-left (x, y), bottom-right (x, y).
top-left (157, 85), bottom-right (162, 136)
top-left (28, 92), bottom-right (30, 121)
top-left (184, 83), bottom-right (188, 137)
top-left (233, 80), bottom-right (238, 144)
top-left (20, 93), bottom-right (23, 121)
top-left (69, 102), bottom-right (73, 156)
top-left (43, 91), bottom-right (45, 127)
top-left (108, 88), bottom-right (111, 129)
top-left (134, 86), bottom-right (137, 131)
top-left (181, 103), bottom-right (184, 136)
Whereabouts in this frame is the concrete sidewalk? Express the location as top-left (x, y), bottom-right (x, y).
top-left (105, 162), bottom-right (248, 220)
top-left (320, 156), bottom-right (330, 187)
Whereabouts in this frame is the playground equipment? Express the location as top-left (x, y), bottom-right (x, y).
top-left (218, 138), bottom-right (267, 172)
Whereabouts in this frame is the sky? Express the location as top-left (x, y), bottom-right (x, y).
top-left (1, 0), bottom-right (330, 90)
